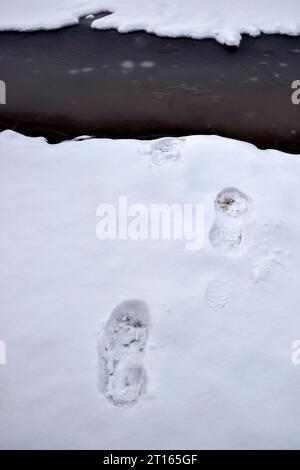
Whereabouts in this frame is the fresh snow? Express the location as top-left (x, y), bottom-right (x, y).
top-left (1, 1), bottom-right (300, 45)
top-left (1, 130), bottom-right (300, 449)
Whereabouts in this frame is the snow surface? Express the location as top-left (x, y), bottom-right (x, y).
top-left (1, 130), bottom-right (300, 449)
top-left (1, 1), bottom-right (300, 45)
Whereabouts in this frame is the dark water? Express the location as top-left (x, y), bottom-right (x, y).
top-left (1, 17), bottom-right (300, 152)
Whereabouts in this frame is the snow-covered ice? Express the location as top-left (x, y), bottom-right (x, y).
top-left (1, 130), bottom-right (300, 449)
top-left (1, 1), bottom-right (300, 45)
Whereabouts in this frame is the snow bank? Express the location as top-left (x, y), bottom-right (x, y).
top-left (0, 1), bottom-right (104, 31)
top-left (1, 1), bottom-right (300, 45)
top-left (0, 130), bottom-right (300, 449)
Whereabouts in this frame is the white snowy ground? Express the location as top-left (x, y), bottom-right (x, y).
top-left (1, 0), bottom-right (300, 45)
top-left (0, 130), bottom-right (300, 449)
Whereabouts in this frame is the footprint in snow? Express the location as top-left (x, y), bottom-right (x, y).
top-left (209, 187), bottom-right (252, 255)
top-left (205, 279), bottom-right (229, 311)
top-left (141, 137), bottom-right (185, 165)
top-left (99, 300), bottom-right (150, 408)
